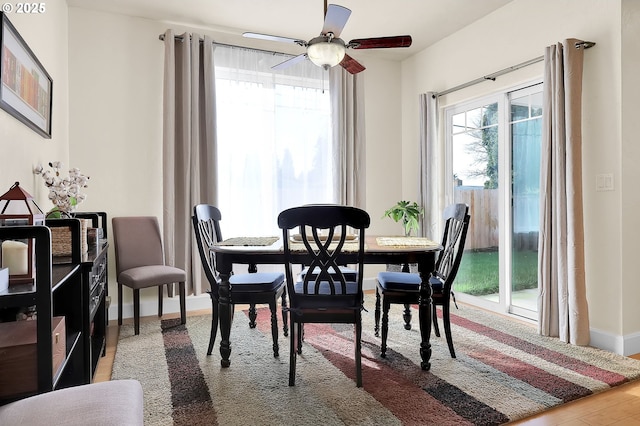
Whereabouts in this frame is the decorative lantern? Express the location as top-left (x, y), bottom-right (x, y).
top-left (0, 182), bottom-right (45, 286)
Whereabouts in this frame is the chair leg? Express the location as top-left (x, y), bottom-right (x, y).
top-left (355, 314), bottom-right (363, 387)
top-left (374, 288), bottom-right (381, 337)
top-left (207, 293), bottom-right (218, 356)
top-left (380, 298), bottom-right (390, 358)
top-left (432, 305), bottom-right (441, 337)
top-left (403, 303), bottom-right (412, 330)
top-left (248, 303), bottom-right (257, 328)
top-left (281, 291), bottom-right (289, 337)
top-left (133, 289), bottom-right (140, 335)
top-left (289, 312), bottom-right (297, 386)
top-left (118, 283), bottom-right (123, 326)
top-left (268, 300), bottom-right (280, 357)
top-left (158, 286), bottom-right (163, 317)
top-left (179, 281), bottom-right (186, 325)
top-left (443, 302), bottom-right (456, 358)
top-left (297, 323), bottom-right (304, 354)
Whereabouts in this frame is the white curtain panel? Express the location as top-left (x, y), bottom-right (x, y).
top-left (418, 92), bottom-right (442, 240)
top-left (330, 67), bottom-right (366, 209)
top-left (162, 30), bottom-right (217, 295)
top-left (538, 39), bottom-right (590, 345)
top-left (213, 46), bottom-right (334, 238)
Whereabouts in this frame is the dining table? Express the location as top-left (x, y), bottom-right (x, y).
top-left (210, 235), bottom-right (442, 370)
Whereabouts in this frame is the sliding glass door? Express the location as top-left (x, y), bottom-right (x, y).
top-left (448, 96), bottom-right (502, 313)
top-left (445, 83), bottom-right (541, 320)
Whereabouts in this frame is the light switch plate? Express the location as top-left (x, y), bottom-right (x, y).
top-left (596, 174), bottom-right (614, 191)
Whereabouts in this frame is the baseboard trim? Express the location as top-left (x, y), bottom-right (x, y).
top-left (589, 327), bottom-right (640, 357)
top-left (108, 293), bottom-right (212, 322)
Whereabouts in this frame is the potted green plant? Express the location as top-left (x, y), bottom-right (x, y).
top-left (382, 200), bottom-right (424, 236)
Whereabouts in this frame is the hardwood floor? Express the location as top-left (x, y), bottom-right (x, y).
top-left (94, 312), bottom-right (640, 425)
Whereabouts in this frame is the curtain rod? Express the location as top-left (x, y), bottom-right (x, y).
top-left (158, 33), bottom-right (292, 59)
top-left (433, 40), bottom-right (595, 98)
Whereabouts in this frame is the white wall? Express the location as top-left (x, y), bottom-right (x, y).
top-left (361, 57), bottom-right (405, 237)
top-left (402, 0), bottom-right (640, 354)
top-left (68, 9), bottom-right (165, 218)
top-left (0, 3), bottom-right (69, 202)
top-left (66, 7), bottom-right (404, 317)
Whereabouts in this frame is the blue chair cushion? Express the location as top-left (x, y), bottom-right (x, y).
top-left (377, 271), bottom-right (421, 291)
top-left (377, 272), bottom-right (445, 294)
top-left (294, 280), bottom-right (359, 295)
top-left (229, 272), bottom-right (285, 292)
top-left (299, 266), bottom-right (357, 282)
top-left (292, 280), bottom-right (361, 311)
top-left (430, 275), bottom-right (444, 294)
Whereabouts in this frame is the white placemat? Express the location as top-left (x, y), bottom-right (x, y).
top-left (215, 236), bottom-right (279, 246)
top-left (376, 236), bottom-right (439, 247)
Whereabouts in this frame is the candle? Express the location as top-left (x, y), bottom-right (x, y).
top-left (1, 240), bottom-right (28, 275)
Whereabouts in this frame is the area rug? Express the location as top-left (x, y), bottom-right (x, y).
top-left (112, 298), bottom-right (640, 426)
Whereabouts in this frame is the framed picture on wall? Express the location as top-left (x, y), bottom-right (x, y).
top-left (0, 12), bottom-right (52, 138)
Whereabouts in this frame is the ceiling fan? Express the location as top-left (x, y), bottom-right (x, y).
top-left (243, 1), bottom-right (412, 74)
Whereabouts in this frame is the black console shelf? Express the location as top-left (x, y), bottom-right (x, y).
top-left (0, 211), bottom-right (110, 405)
top-left (0, 224), bottom-right (85, 403)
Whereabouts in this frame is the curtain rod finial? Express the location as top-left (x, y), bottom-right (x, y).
top-left (576, 41), bottom-right (595, 49)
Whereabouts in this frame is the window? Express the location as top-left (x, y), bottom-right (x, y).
top-left (445, 82), bottom-right (542, 320)
top-left (214, 47), bottom-right (336, 237)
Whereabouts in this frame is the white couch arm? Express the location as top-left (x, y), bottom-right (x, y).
top-left (0, 380), bottom-right (143, 426)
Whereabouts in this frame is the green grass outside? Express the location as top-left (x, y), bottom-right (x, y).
top-left (454, 249), bottom-right (538, 296)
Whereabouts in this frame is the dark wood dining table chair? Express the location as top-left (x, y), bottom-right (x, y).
top-left (278, 204), bottom-right (370, 387)
top-left (375, 203), bottom-right (470, 358)
top-left (192, 204), bottom-right (287, 357)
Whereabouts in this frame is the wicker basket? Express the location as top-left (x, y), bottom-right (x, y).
top-left (51, 219), bottom-right (90, 256)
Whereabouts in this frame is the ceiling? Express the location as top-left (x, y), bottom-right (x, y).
top-left (67, 0), bottom-right (512, 61)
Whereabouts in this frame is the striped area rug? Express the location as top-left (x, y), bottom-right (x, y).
top-left (112, 298), bottom-right (640, 425)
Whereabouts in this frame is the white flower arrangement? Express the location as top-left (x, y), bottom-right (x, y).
top-left (33, 161), bottom-right (89, 217)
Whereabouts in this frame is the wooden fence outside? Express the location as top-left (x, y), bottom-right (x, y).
top-left (454, 188), bottom-right (538, 251)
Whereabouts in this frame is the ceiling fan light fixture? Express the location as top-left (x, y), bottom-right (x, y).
top-left (244, 4), bottom-right (409, 75)
top-left (307, 38), bottom-right (346, 69)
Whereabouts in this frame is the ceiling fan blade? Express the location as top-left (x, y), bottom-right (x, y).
top-left (243, 32), bottom-right (306, 46)
top-left (348, 35), bottom-right (412, 49)
top-left (321, 4), bottom-right (351, 38)
top-left (272, 54), bottom-right (308, 71)
top-left (340, 54), bottom-right (366, 74)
